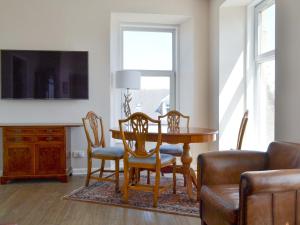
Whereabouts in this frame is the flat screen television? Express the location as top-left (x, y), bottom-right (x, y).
top-left (1, 50), bottom-right (88, 99)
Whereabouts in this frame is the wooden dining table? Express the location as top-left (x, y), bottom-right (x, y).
top-left (110, 126), bottom-right (218, 200)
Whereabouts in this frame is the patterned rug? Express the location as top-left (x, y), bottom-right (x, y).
top-left (63, 174), bottom-right (199, 217)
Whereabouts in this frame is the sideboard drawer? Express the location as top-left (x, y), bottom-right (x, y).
top-left (37, 128), bottom-right (64, 135)
top-left (37, 136), bottom-right (64, 143)
top-left (6, 136), bottom-right (36, 143)
top-left (5, 128), bottom-right (35, 136)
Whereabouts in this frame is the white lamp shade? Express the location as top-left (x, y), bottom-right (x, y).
top-left (115, 70), bottom-right (141, 90)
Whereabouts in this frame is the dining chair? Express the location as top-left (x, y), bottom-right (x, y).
top-left (157, 110), bottom-right (190, 181)
top-left (236, 110), bottom-right (249, 150)
top-left (158, 110), bottom-right (190, 156)
top-left (82, 111), bottom-right (124, 192)
top-left (119, 112), bottom-right (176, 207)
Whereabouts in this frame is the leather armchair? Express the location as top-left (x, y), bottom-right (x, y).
top-left (198, 142), bottom-right (300, 225)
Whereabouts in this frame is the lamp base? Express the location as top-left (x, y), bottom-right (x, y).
top-left (123, 89), bottom-right (132, 118)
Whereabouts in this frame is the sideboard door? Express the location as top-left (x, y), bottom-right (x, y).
top-left (4, 143), bottom-right (35, 176)
top-left (35, 143), bottom-right (65, 175)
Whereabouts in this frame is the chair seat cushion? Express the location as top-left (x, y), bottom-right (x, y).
top-left (92, 146), bottom-right (124, 158)
top-left (200, 184), bottom-right (239, 225)
top-left (128, 153), bottom-right (175, 166)
top-left (159, 144), bottom-right (183, 156)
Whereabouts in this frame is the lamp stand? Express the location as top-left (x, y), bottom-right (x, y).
top-left (123, 88), bottom-right (132, 118)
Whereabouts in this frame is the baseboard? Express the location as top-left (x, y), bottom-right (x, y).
top-left (72, 167), bottom-right (114, 175)
top-left (0, 169), bottom-right (112, 176)
top-left (72, 168), bottom-right (95, 175)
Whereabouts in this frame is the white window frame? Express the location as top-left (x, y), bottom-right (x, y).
top-left (120, 25), bottom-right (177, 110)
top-left (254, 0), bottom-right (275, 62)
top-left (253, 0), bottom-right (275, 147)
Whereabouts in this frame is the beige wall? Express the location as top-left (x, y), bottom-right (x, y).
top-left (208, 0), bottom-right (225, 150)
top-left (219, 6), bottom-right (246, 150)
top-left (275, 0), bottom-right (300, 143)
top-left (0, 0), bottom-right (209, 173)
top-left (209, 0), bottom-right (300, 149)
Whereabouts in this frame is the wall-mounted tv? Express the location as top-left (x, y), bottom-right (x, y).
top-left (1, 50), bottom-right (88, 99)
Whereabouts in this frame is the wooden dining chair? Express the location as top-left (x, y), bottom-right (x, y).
top-left (158, 110), bottom-right (190, 156)
top-left (236, 110), bottom-right (249, 150)
top-left (157, 110), bottom-right (189, 181)
top-left (119, 112), bottom-right (176, 207)
top-left (82, 111), bottom-right (124, 192)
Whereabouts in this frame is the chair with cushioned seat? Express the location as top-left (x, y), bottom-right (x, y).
top-left (119, 112), bottom-right (176, 207)
top-left (159, 110), bottom-right (189, 156)
top-left (82, 111), bottom-right (124, 192)
top-left (158, 110), bottom-right (189, 178)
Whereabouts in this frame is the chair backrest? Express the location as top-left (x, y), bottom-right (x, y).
top-left (119, 112), bottom-right (162, 160)
top-left (158, 110), bottom-right (190, 131)
top-left (236, 110), bottom-right (249, 150)
top-left (267, 141), bottom-right (300, 170)
top-left (82, 111), bottom-right (106, 149)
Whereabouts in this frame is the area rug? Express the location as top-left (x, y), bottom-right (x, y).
top-left (63, 174), bottom-right (199, 217)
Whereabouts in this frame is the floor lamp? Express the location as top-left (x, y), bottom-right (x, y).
top-left (115, 70), bottom-right (141, 118)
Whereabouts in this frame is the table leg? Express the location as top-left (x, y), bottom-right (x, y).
top-left (181, 143), bottom-right (196, 200)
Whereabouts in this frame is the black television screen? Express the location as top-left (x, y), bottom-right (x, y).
top-left (1, 50), bottom-right (88, 99)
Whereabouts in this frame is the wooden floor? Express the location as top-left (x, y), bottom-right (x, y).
top-left (0, 176), bottom-right (200, 225)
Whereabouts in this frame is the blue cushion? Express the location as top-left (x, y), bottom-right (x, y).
top-left (92, 146), bottom-right (124, 158)
top-left (128, 153), bottom-right (175, 165)
top-left (159, 144), bottom-right (183, 156)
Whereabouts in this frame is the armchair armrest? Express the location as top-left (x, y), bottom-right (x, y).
top-left (239, 169), bottom-right (300, 225)
top-left (240, 169), bottom-right (300, 195)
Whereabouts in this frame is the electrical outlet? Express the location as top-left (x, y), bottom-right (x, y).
top-left (78, 151), bottom-right (85, 157)
top-left (72, 151), bottom-right (85, 158)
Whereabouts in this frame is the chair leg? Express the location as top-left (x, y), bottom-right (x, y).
top-left (123, 163), bottom-right (129, 204)
top-left (153, 167), bottom-right (160, 208)
top-left (99, 159), bottom-right (105, 178)
top-left (115, 159), bottom-right (120, 192)
top-left (85, 157), bottom-right (92, 187)
top-left (173, 161), bottom-right (176, 194)
top-left (137, 168), bottom-right (141, 183)
top-left (184, 175), bottom-right (187, 187)
top-left (147, 170), bottom-right (151, 184)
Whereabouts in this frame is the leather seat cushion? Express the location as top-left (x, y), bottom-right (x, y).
top-left (92, 146), bottom-right (124, 158)
top-left (128, 153), bottom-right (175, 165)
top-left (159, 144), bottom-right (183, 156)
top-left (200, 184), bottom-right (239, 225)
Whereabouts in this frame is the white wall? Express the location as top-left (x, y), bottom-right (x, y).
top-left (208, 0), bottom-right (225, 150)
top-left (275, 0), bottom-right (300, 143)
top-left (0, 0), bottom-right (209, 173)
top-left (219, 6), bottom-right (246, 150)
top-left (209, 0), bottom-right (300, 148)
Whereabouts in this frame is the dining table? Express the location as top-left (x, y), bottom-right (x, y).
top-left (110, 126), bottom-right (218, 200)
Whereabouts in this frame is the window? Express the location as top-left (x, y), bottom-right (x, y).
top-left (121, 27), bottom-right (176, 118)
top-left (254, 0), bottom-right (275, 149)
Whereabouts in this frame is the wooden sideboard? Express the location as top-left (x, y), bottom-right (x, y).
top-left (0, 123), bottom-right (81, 184)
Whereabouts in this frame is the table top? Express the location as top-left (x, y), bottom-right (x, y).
top-left (0, 123), bottom-right (83, 127)
top-left (110, 126), bottom-right (218, 136)
top-left (110, 126), bottom-right (218, 144)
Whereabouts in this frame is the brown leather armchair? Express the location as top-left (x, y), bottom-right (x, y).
top-left (197, 142), bottom-right (300, 225)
